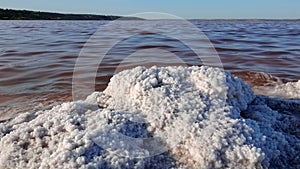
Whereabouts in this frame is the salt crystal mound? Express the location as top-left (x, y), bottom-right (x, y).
top-left (253, 80), bottom-right (300, 99)
top-left (0, 66), bottom-right (299, 169)
top-left (268, 80), bottom-right (300, 98)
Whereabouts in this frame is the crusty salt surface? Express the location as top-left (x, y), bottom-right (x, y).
top-left (0, 66), bottom-right (299, 169)
top-left (268, 80), bottom-right (300, 98)
top-left (253, 80), bottom-right (300, 99)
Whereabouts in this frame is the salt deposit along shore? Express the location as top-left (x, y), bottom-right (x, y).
top-left (0, 66), bottom-right (299, 169)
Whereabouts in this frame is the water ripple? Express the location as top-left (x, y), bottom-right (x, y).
top-left (0, 20), bottom-right (299, 113)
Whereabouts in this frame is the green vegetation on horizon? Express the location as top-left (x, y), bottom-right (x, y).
top-left (0, 8), bottom-right (121, 20)
top-left (1, 8), bottom-right (298, 21)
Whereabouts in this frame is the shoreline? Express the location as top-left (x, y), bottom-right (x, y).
top-left (1, 68), bottom-right (299, 122)
top-left (0, 66), bottom-right (299, 168)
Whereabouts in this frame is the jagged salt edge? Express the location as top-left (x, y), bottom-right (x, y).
top-left (0, 66), bottom-right (298, 168)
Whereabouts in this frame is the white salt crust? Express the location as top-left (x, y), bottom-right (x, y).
top-left (0, 66), bottom-right (299, 169)
top-left (267, 80), bottom-right (300, 98)
top-left (253, 80), bottom-right (300, 99)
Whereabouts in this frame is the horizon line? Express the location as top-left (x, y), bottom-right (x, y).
top-left (1, 8), bottom-right (300, 20)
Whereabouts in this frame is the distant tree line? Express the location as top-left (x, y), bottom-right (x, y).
top-left (0, 8), bottom-right (121, 20)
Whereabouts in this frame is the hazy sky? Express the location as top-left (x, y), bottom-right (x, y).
top-left (1, 0), bottom-right (300, 19)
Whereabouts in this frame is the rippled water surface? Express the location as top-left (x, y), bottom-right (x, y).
top-left (0, 20), bottom-right (299, 119)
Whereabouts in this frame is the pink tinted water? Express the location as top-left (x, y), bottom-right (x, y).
top-left (0, 20), bottom-right (299, 119)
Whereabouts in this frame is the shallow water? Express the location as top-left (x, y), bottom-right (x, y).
top-left (0, 20), bottom-right (299, 118)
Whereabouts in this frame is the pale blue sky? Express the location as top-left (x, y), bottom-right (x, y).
top-left (1, 0), bottom-right (299, 19)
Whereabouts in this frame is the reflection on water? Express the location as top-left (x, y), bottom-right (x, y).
top-left (0, 20), bottom-right (299, 119)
